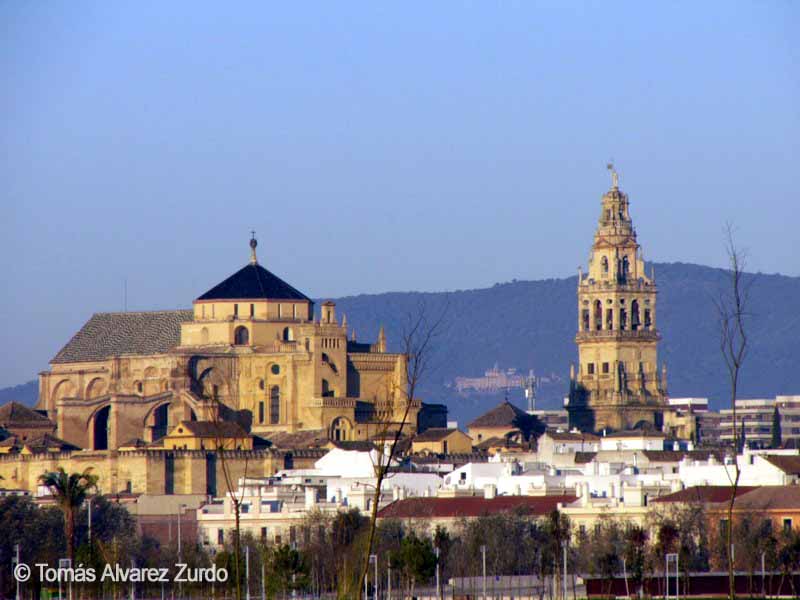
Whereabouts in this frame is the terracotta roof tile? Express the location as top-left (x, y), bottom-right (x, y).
top-left (652, 485), bottom-right (758, 505)
top-left (729, 486), bottom-right (800, 510)
top-left (761, 455), bottom-right (800, 475)
top-left (378, 494), bottom-right (577, 519)
top-left (574, 451), bottom-right (597, 464)
top-left (0, 402), bottom-right (52, 426)
top-left (414, 428), bottom-right (465, 443)
top-left (173, 421), bottom-right (249, 438)
top-left (468, 401), bottom-right (537, 430)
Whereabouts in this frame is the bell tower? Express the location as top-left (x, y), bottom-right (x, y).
top-left (567, 165), bottom-right (667, 433)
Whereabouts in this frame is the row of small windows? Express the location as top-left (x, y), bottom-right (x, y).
top-left (581, 299), bottom-right (651, 332)
top-left (321, 338), bottom-right (340, 349)
top-left (232, 326), bottom-right (294, 346)
top-left (202, 303), bottom-right (302, 320)
top-left (586, 361), bottom-right (648, 376)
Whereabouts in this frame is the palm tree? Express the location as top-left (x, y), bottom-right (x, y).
top-left (39, 467), bottom-right (98, 561)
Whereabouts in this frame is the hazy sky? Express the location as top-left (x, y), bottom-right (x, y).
top-left (1, 2), bottom-right (798, 387)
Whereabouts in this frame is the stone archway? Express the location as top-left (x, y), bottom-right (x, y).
top-left (330, 417), bottom-right (353, 442)
top-left (86, 377), bottom-right (107, 399)
top-left (93, 405), bottom-right (111, 450)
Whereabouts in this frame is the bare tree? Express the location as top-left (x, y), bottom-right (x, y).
top-left (209, 395), bottom-right (251, 600)
top-left (713, 223), bottom-right (753, 600)
top-left (355, 300), bottom-right (448, 599)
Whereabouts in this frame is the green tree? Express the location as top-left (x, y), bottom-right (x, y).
top-left (772, 406), bottom-right (782, 448)
top-left (390, 532), bottom-right (437, 598)
top-left (38, 467), bottom-right (98, 561)
top-left (266, 544), bottom-right (309, 597)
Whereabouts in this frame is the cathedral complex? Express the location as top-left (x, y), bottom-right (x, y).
top-left (36, 237), bottom-right (423, 452)
top-left (0, 168), bottom-right (699, 497)
top-left (566, 167), bottom-right (690, 437)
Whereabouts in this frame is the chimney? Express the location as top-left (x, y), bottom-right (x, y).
top-left (392, 486), bottom-right (400, 501)
top-left (305, 487), bottom-right (317, 509)
top-left (484, 484), bottom-right (497, 500)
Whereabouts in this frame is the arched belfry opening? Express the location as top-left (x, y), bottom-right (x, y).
top-left (594, 300), bottom-right (602, 331)
top-left (93, 405), bottom-right (111, 450)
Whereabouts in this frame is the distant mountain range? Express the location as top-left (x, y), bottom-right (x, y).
top-left (3, 262), bottom-right (798, 426)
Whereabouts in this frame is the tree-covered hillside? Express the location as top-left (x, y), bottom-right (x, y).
top-left (331, 262), bottom-right (800, 423)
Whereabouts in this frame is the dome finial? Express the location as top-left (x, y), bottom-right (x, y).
top-left (249, 230), bottom-right (258, 265)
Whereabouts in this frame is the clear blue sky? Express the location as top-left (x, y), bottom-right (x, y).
top-left (1, 2), bottom-right (798, 387)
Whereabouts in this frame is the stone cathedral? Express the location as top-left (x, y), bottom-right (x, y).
top-left (36, 237), bottom-right (428, 451)
top-left (567, 167), bottom-right (674, 434)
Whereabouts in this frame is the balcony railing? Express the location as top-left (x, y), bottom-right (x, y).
top-left (576, 329), bottom-right (660, 342)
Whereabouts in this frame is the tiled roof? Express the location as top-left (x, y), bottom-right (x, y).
top-left (605, 430), bottom-right (666, 439)
top-left (468, 401), bottom-right (535, 429)
top-left (51, 310), bottom-right (193, 364)
top-left (329, 440), bottom-right (376, 452)
top-left (728, 486), bottom-right (800, 510)
top-left (196, 263), bottom-right (310, 301)
top-left (118, 438), bottom-right (149, 449)
top-left (413, 428), bottom-right (465, 443)
top-left (545, 430), bottom-right (600, 442)
top-left (475, 437), bottom-right (514, 450)
top-left (409, 452), bottom-right (489, 465)
top-left (574, 451), bottom-right (597, 464)
top-left (267, 429), bottom-right (330, 450)
top-left (0, 402), bottom-right (53, 426)
top-left (652, 485), bottom-right (758, 505)
top-left (1, 433), bottom-right (81, 453)
top-left (761, 455), bottom-right (800, 475)
top-left (172, 421), bottom-right (249, 438)
top-left (643, 449), bottom-right (727, 463)
top-left (378, 494), bottom-right (577, 519)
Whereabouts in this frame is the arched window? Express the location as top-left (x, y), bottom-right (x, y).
top-left (621, 256), bottom-right (630, 281)
top-left (581, 309), bottom-right (590, 332)
top-left (631, 300), bottom-right (640, 330)
top-left (644, 309), bottom-right (652, 330)
top-left (620, 308), bottom-right (627, 330)
top-left (282, 327), bottom-right (294, 342)
top-left (331, 417), bottom-right (352, 442)
top-left (234, 326), bottom-right (249, 345)
top-left (269, 386), bottom-right (280, 424)
top-left (258, 379), bottom-right (265, 391)
top-left (601, 256), bottom-right (609, 275)
top-left (93, 406), bottom-right (111, 450)
top-left (594, 300), bottom-right (602, 331)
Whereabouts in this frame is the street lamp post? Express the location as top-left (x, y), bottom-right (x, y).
top-left (245, 545), bottom-right (251, 600)
top-left (435, 546), bottom-right (440, 599)
top-left (480, 545), bottom-right (487, 600)
top-left (371, 554), bottom-right (378, 600)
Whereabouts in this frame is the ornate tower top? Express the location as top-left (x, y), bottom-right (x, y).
top-left (249, 231), bottom-right (258, 265)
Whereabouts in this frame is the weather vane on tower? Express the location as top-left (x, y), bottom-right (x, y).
top-left (607, 161), bottom-right (619, 189)
top-left (249, 230), bottom-right (258, 265)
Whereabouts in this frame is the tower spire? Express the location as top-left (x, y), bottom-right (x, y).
top-left (249, 231), bottom-right (258, 265)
